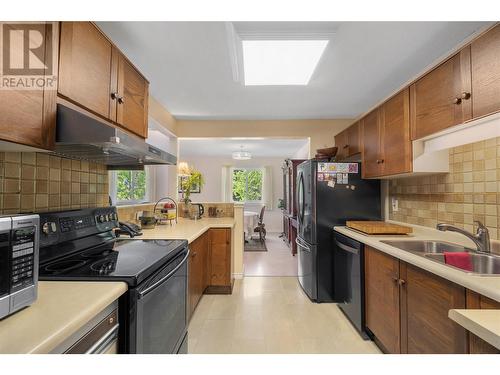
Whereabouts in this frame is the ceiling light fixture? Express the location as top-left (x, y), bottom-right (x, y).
top-left (242, 40), bottom-right (328, 86)
top-left (232, 146), bottom-right (252, 160)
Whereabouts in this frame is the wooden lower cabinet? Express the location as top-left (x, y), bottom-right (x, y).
top-left (466, 290), bottom-right (500, 354)
top-left (188, 231), bottom-right (209, 319)
top-left (187, 228), bottom-right (233, 320)
top-left (400, 263), bottom-right (467, 354)
top-left (364, 246), bottom-right (469, 354)
top-left (206, 228), bottom-right (233, 294)
top-left (364, 246), bottom-right (401, 353)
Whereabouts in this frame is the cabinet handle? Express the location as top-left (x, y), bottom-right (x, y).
top-left (398, 279), bottom-right (406, 286)
top-left (117, 96), bottom-right (125, 104)
top-left (453, 97), bottom-right (462, 105)
top-left (376, 159), bottom-right (384, 164)
top-left (110, 92), bottom-right (118, 100)
top-left (461, 92), bottom-right (471, 100)
top-left (392, 276), bottom-right (398, 283)
top-left (192, 251), bottom-right (197, 257)
top-left (343, 145), bottom-right (349, 149)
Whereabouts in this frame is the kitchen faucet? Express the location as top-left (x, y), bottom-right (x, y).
top-left (436, 221), bottom-right (491, 254)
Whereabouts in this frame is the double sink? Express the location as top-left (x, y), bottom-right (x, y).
top-left (380, 240), bottom-right (500, 276)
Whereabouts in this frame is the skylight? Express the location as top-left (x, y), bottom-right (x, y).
top-left (242, 40), bottom-right (328, 86)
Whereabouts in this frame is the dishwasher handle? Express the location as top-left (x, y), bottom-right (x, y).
top-left (334, 238), bottom-right (360, 255)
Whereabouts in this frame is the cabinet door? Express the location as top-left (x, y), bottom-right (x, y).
top-left (471, 25), bottom-right (500, 119)
top-left (208, 228), bottom-right (231, 287)
top-left (0, 22), bottom-right (57, 150)
top-left (347, 122), bottom-right (361, 156)
top-left (361, 109), bottom-right (382, 178)
top-left (466, 290), bottom-right (500, 354)
top-left (188, 237), bottom-right (201, 319)
top-left (364, 246), bottom-right (401, 353)
top-left (380, 89), bottom-right (412, 176)
top-left (116, 53), bottom-right (149, 138)
top-left (400, 263), bottom-right (467, 354)
top-left (334, 129), bottom-right (348, 160)
top-left (58, 22), bottom-right (114, 119)
top-left (410, 48), bottom-right (472, 140)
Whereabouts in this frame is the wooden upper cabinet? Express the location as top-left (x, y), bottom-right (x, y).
top-left (471, 24), bottom-right (500, 119)
top-left (361, 109), bottom-right (382, 178)
top-left (335, 123), bottom-right (360, 160)
top-left (116, 53), bottom-right (149, 138)
top-left (410, 48), bottom-right (472, 140)
top-left (400, 263), bottom-right (467, 354)
top-left (347, 122), bottom-right (361, 155)
top-left (0, 22), bottom-right (58, 150)
top-left (58, 22), bottom-right (113, 119)
top-left (334, 129), bottom-right (348, 160)
top-left (364, 246), bottom-right (401, 353)
top-left (380, 89), bottom-right (412, 176)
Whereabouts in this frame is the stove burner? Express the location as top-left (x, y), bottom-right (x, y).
top-left (45, 260), bottom-right (87, 274)
top-left (91, 258), bottom-right (117, 275)
top-left (81, 247), bottom-right (115, 258)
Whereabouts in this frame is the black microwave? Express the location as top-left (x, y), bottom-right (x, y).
top-left (0, 214), bottom-right (39, 320)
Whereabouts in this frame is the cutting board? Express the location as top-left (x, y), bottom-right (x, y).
top-left (346, 221), bottom-right (412, 235)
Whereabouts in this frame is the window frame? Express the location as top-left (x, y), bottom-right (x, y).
top-left (230, 167), bottom-right (264, 204)
top-left (109, 166), bottom-right (155, 205)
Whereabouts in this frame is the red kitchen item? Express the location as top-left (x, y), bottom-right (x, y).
top-left (443, 252), bottom-right (473, 272)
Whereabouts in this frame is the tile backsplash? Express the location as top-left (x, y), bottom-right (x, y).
top-left (389, 137), bottom-right (500, 240)
top-left (0, 152), bottom-right (109, 214)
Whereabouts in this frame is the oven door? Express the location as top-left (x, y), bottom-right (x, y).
top-left (132, 247), bottom-right (189, 354)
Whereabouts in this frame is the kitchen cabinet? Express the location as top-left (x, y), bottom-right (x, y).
top-left (360, 109), bottom-right (382, 178)
top-left (379, 89), bottom-right (412, 176)
top-left (58, 22), bottom-right (114, 120)
top-left (58, 22), bottom-right (149, 138)
top-left (335, 122), bottom-right (360, 160)
top-left (188, 231), bottom-right (209, 319)
top-left (410, 48), bottom-right (472, 140)
top-left (361, 90), bottom-right (412, 178)
top-left (466, 290), bottom-right (500, 354)
top-left (364, 246), bottom-right (401, 353)
top-left (364, 246), bottom-right (468, 354)
top-left (115, 52), bottom-right (149, 138)
top-left (471, 24), bottom-right (500, 119)
top-left (206, 228), bottom-right (233, 293)
top-left (0, 22), bottom-right (58, 150)
top-left (400, 263), bottom-right (467, 354)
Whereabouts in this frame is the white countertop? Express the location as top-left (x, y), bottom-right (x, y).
top-left (0, 281), bottom-right (127, 354)
top-left (137, 217), bottom-right (235, 242)
top-left (334, 223), bottom-right (500, 302)
top-left (449, 309), bottom-right (500, 349)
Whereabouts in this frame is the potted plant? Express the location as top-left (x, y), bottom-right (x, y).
top-left (179, 168), bottom-right (204, 216)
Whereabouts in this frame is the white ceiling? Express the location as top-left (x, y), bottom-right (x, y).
top-left (178, 138), bottom-right (309, 158)
top-left (97, 21), bottom-right (491, 120)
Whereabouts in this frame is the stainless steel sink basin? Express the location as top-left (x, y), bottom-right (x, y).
top-left (380, 240), bottom-right (500, 275)
top-left (380, 240), bottom-right (472, 254)
top-left (425, 253), bottom-right (500, 275)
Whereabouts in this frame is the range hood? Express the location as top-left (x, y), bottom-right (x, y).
top-left (55, 104), bottom-right (177, 169)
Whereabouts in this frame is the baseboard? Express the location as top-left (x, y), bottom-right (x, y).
top-left (205, 283), bottom-right (233, 295)
top-left (233, 273), bottom-right (244, 279)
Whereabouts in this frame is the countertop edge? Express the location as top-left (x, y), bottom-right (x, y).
top-left (29, 282), bottom-right (127, 354)
top-left (449, 309), bottom-right (500, 350)
top-left (333, 226), bottom-right (500, 302)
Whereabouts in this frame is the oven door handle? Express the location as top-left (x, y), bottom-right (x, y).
top-left (334, 239), bottom-right (359, 255)
top-left (85, 324), bottom-right (119, 354)
top-left (138, 249), bottom-right (190, 298)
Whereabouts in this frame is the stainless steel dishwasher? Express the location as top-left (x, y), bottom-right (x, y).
top-left (333, 230), bottom-right (369, 339)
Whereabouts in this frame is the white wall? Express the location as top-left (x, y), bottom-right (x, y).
top-left (182, 156), bottom-right (285, 233)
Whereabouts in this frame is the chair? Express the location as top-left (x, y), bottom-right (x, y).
top-left (253, 205), bottom-right (267, 242)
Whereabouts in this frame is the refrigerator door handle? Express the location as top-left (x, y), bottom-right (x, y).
top-left (296, 237), bottom-right (311, 252)
top-left (334, 239), bottom-right (359, 255)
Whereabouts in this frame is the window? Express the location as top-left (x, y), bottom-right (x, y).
top-left (231, 168), bottom-right (263, 203)
top-left (109, 168), bottom-right (153, 205)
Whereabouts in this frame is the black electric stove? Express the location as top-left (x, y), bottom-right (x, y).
top-left (38, 207), bottom-right (189, 354)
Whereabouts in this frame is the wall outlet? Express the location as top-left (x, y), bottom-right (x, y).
top-left (391, 197), bottom-right (399, 212)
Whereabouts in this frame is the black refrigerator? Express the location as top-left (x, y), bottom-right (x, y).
top-left (296, 161), bottom-right (381, 302)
